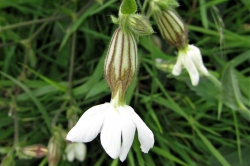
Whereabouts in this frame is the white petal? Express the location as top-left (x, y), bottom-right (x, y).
top-left (74, 143), bottom-right (87, 162)
top-left (182, 54), bottom-right (199, 86)
top-left (119, 107), bottom-right (136, 162)
top-left (100, 107), bottom-right (121, 159)
top-left (125, 106), bottom-right (154, 153)
top-left (65, 144), bottom-right (75, 162)
top-left (66, 103), bottom-right (110, 142)
top-left (172, 56), bottom-right (182, 76)
top-left (190, 45), bottom-right (209, 76)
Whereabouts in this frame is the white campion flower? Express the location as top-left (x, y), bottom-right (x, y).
top-left (65, 143), bottom-right (86, 162)
top-left (66, 98), bottom-right (154, 162)
top-left (67, 27), bottom-right (154, 162)
top-left (172, 44), bottom-right (209, 86)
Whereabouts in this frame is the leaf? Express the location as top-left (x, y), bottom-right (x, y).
top-left (199, 0), bottom-right (208, 29)
top-left (95, 0), bottom-right (103, 5)
top-left (85, 79), bottom-right (109, 99)
top-left (0, 0), bottom-right (43, 9)
top-left (194, 126), bottom-right (231, 166)
top-left (208, 146), bottom-right (250, 166)
top-left (59, 3), bottom-right (98, 50)
top-left (151, 146), bottom-right (188, 166)
top-left (72, 51), bottom-right (105, 97)
top-left (0, 71), bottom-right (51, 130)
top-left (120, 0), bottom-right (137, 14)
top-left (28, 48), bottom-right (37, 68)
top-left (22, 64), bottom-right (67, 92)
top-left (180, 73), bottom-right (221, 104)
top-left (221, 63), bottom-right (250, 121)
top-left (125, 77), bottom-right (137, 105)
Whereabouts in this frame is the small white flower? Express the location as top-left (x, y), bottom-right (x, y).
top-left (172, 44), bottom-right (209, 86)
top-left (65, 142), bottom-right (86, 162)
top-left (66, 101), bottom-right (154, 162)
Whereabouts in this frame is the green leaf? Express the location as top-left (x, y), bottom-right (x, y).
top-left (85, 79), bottom-right (109, 99)
top-left (93, 154), bottom-right (106, 166)
top-left (128, 151), bottom-right (136, 166)
top-left (152, 146), bottom-right (188, 166)
top-left (199, 0), bottom-right (208, 29)
top-left (192, 74), bottom-right (221, 102)
top-left (221, 62), bottom-right (250, 121)
top-left (120, 0), bottom-right (137, 14)
top-left (27, 48), bottom-right (37, 68)
top-left (59, 3), bottom-right (98, 50)
top-left (59, 0), bottom-right (116, 50)
top-left (72, 52), bottom-right (105, 97)
top-left (110, 159), bottom-right (119, 166)
top-left (22, 64), bottom-right (67, 92)
top-left (125, 77), bottom-right (137, 105)
top-left (0, 0), bottom-right (43, 9)
top-left (0, 71), bottom-right (51, 130)
top-left (95, 0), bottom-right (103, 5)
top-left (208, 146), bottom-right (250, 166)
top-left (194, 126), bottom-right (231, 166)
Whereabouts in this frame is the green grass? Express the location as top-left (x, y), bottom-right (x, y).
top-left (0, 0), bottom-right (249, 165)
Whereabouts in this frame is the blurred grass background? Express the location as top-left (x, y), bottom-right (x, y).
top-left (0, 0), bottom-right (250, 165)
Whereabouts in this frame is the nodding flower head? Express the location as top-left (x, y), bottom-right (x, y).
top-left (153, 8), bottom-right (188, 49)
top-left (67, 27), bottom-right (154, 162)
top-left (172, 44), bottom-right (209, 86)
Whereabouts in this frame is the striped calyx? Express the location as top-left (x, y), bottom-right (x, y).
top-left (154, 9), bottom-right (188, 49)
top-left (104, 28), bottom-right (137, 106)
top-left (128, 14), bottom-right (154, 36)
top-left (152, 0), bottom-right (179, 9)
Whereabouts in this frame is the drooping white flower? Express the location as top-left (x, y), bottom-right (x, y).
top-left (65, 142), bottom-right (86, 162)
top-left (172, 44), bottom-right (209, 86)
top-left (66, 100), bottom-right (154, 162)
top-left (67, 27), bottom-right (154, 162)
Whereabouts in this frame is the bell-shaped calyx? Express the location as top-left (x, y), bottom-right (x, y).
top-left (150, 0), bottom-right (188, 49)
top-left (104, 28), bottom-right (138, 106)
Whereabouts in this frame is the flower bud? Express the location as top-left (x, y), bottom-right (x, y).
top-left (47, 128), bottom-right (66, 166)
top-left (66, 106), bottom-right (80, 129)
top-left (153, 9), bottom-right (188, 49)
top-left (22, 144), bottom-right (47, 158)
top-left (128, 14), bottom-right (154, 36)
top-left (151, 35), bottom-right (162, 49)
top-left (104, 28), bottom-right (138, 104)
top-left (47, 136), bottom-right (61, 166)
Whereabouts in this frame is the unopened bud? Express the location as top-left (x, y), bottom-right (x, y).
top-left (66, 106), bottom-right (80, 129)
top-left (128, 14), bottom-right (154, 36)
top-left (22, 144), bottom-right (47, 158)
top-left (154, 9), bottom-right (188, 48)
top-left (47, 128), bottom-right (65, 166)
top-left (151, 35), bottom-right (162, 49)
top-left (104, 28), bottom-right (138, 105)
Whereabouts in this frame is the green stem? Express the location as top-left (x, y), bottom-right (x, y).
top-left (0, 15), bottom-right (68, 32)
top-left (51, 101), bottom-right (68, 127)
top-left (68, 32), bottom-right (76, 98)
top-left (141, 0), bottom-right (149, 14)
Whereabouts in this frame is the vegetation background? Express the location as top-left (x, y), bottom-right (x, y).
top-left (0, 0), bottom-right (249, 165)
